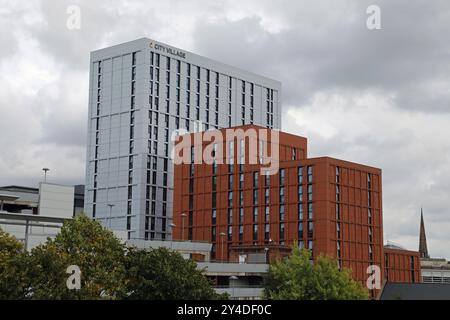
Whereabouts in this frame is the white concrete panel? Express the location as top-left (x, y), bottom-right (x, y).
top-left (38, 183), bottom-right (74, 219)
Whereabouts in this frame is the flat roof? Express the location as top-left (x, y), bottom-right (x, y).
top-left (91, 38), bottom-right (281, 90)
top-left (0, 185), bottom-right (39, 193)
top-left (380, 283), bottom-right (450, 300)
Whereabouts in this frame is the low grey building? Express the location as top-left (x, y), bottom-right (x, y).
top-left (0, 183), bottom-right (84, 250)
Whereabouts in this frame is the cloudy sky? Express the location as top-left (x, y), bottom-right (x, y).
top-left (1, 0), bottom-right (449, 257)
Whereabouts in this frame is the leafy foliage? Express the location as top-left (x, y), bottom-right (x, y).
top-left (27, 215), bottom-right (127, 299)
top-left (0, 215), bottom-right (223, 300)
top-left (123, 247), bottom-right (225, 300)
top-left (0, 228), bottom-right (31, 299)
top-left (264, 247), bottom-right (368, 300)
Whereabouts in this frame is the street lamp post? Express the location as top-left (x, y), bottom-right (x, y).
top-left (180, 213), bottom-right (187, 241)
top-left (42, 168), bottom-right (50, 182)
top-left (107, 204), bottom-right (115, 229)
top-left (219, 232), bottom-right (226, 262)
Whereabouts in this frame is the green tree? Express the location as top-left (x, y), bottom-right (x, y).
top-left (0, 228), bottom-right (32, 299)
top-left (264, 247), bottom-right (368, 300)
top-left (28, 214), bottom-right (127, 299)
top-left (1, 216), bottom-right (225, 300)
top-left (123, 247), bottom-right (226, 300)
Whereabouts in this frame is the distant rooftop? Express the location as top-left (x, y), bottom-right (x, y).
top-left (384, 241), bottom-right (406, 250)
top-left (380, 283), bottom-right (450, 300)
top-left (0, 185), bottom-right (39, 193)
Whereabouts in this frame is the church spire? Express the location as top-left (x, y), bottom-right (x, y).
top-left (419, 208), bottom-right (429, 259)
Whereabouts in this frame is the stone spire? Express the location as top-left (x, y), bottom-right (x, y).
top-left (419, 208), bottom-right (429, 259)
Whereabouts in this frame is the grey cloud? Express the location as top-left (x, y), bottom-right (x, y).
top-left (193, 0), bottom-right (450, 112)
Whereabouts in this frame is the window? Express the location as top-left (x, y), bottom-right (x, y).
top-left (212, 226), bottom-right (216, 241)
top-left (228, 175), bottom-right (233, 190)
top-left (253, 224), bottom-right (258, 241)
top-left (279, 186), bottom-right (285, 204)
top-left (279, 169), bottom-right (285, 186)
top-left (128, 186), bottom-right (133, 199)
top-left (212, 176), bottom-right (217, 191)
top-left (307, 221), bottom-right (313, 238)
top-left (279, 205), bottom-right (285, 221)
top-left (253, 189), bottom-right (258, 205)
top-left (298, 203), bottom-right (303, 220)
top-left (212, 209), bottom-right (217, 225)
top-left (298, 167), bottom-right (303, 184)
top-left (308, 184), bottom-right (313, 201)
top-left (253, 172), bottom-right (259, 187)
top-left (307, 166), bottom-right (313, 183)
top-left (228, 208), bottom-right (233, 224)
top-left (308, 203), bottom-right (313, 220)
top-left (336, 166), bottom-right (340, 184)
top-left (265, 206), bottom-right (269, 222)
top-left (279, 223), bottom-right (285, 240)
top-left (264, 188), bottom-right (269, 204)
top-left (298, 185), bottom-right (303, 202)
top-left (212, 192), bottom-right (217, 209)
top-left (298, 222), bottom-right (303, 238)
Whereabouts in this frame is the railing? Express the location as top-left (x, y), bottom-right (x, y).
top-left (214, 284), bottom-right (264, 289)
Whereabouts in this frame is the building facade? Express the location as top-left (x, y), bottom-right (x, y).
top-left (421, 258), bottom-right (450, 284)
top-left (384, 245), bottom-right (421, 283)
top-left (173, 125), bottom-right (384, 287)
top-left (84, 38), bottom-right (281, 240)
top-left (0, 183), bottom-right (80, 250)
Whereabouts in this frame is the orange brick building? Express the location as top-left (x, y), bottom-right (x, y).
top-left (384, 245), bottom-right (421, 283)
top-left (173, 125), bottom-right (420, 290)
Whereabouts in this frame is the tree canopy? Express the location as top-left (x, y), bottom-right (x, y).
top-left (123, 247), bottom-right (225, 300)
top-left (0, 215), bottom-right (223, 300)
top-left (0, 228), bottom-right (31, 299)
top-left (264, 247), bottom-right (368, 300)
